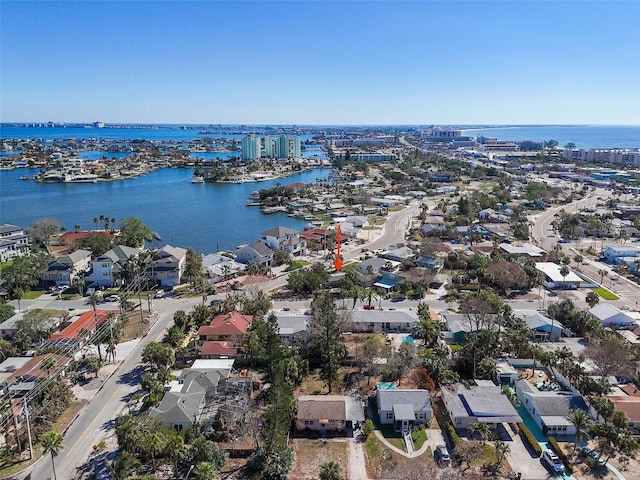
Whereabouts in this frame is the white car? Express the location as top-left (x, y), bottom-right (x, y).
top-left (541, 449), bottom-right (565, 473)
top-left (105, 295), bottom-right (120, 302)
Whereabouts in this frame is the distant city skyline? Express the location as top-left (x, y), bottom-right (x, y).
top-left (1, 1), bottom-right (639, 125)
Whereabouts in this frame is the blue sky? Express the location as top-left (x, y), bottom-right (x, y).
top-left (1, 1), bottom-right (639, 125)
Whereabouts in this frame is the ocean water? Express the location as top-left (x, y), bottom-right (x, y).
top-left (0, 168), bottom-right (330, 254)
top-left (461, 125), bottom-right (640, 149)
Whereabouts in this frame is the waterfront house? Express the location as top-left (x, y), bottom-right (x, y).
top-left (89, 245), bottom-right (142, 287)
top-left (235, 242), bottom-right (273, 267)
top-left (0, 224), bottom-right (29, 263)
top-left (515, 378), bottom-right (588, 437)
top-left (376, 389), bottom-right (431, 432)
top-left (296, 395), bottom-right (364, 434)
top-left (41, 249), bottom-right (92, 286)
top-left (260, 226), bottom-right (306, 257)
top-left (202, 253), bottom-right (246, 282)
top-left (197, 312), bottom-right (253, 342)
top-left (146, 245), bottom-right (187, 287)
top-left (441, 382), bottom-right (520, 432)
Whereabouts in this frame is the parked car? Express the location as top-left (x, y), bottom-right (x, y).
top-left (154, 290), bottom-right (165, 299)
top-left (436, 445), bottom-right (451, 466)
top-left (105, 295), bottom-right (120, 302)
top-left (58, 285), bottom-right (70, 293)
top-left (541, 449), bottom-right (565, 473)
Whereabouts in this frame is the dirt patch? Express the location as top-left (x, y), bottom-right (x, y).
top-left (363, 434), bottom-right (435, 479)
top-left (121, 310), bottom-right (152, 340)
top-left (288, 438), bottom-right (349, 480)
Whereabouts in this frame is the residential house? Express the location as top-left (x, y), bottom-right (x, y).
top-left (41, 249), bottom-right (92, 286)
top-left (589, 303), bottom-right (636, 329)
top-left (535, 262), bottom-right (582, 290)
top-left (609, 385), bottom-right (640, 434)
top-left (261, 226), bottom-right (306, 257)
top-left (515, 379), bottom-right (588, 437)
top-left (5, 354), bottom-right (71, 397)
top-left (235, 241), bottom-right (273, 267)
top-left (0, 312), bottom-right (24, 339)
top-left (50, 310), bottom-right (111, 341)
top-left (0, 224), bottom-right (29, 262)
top-left (149, 361), bottom-right (233, 431)
top-left (603, 245), bottom-right (640, 265)
top-left (202, 253), bottom-right (246, 282)
top-left (354, 258), bottom-right (400, 288)
top-left (346, 310), bottom-right (418, 334)
top-left (416, 256), bottom-right (441, 270)
top-left (376, 389), bottom-right (432, 432)
top-left (383, 246), bottom-right (415, 263)
top-left (499, 243), bottom-right (546, 258)
top-left (146, 245), bottom-right (187, 287)
top-left (197, 312), bottom-right (253, 342)
top-left (200, 341), bottom-right (245, 359)
top-left (272, 313), bottom-right (310, 343)
top-left (440, 310), bottom-right (500, 343)
top-left (515, 311), bottom-right (565, 342)
top-left (56, 230), bottom-right (114, 251)
top-left (296, 395), bottom-right (364, 433)
top-left (89, 245), bottom-right (142, 287)
top-left (441, 382), bottom-right (521, 431)
top-left (422, 216), bottom-right (446, 235)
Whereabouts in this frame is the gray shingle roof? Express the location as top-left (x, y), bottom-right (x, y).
top-left (377, 389), bottom-right (431, 415)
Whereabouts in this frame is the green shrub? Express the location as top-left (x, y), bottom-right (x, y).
top-left (518, 423), bottom-right (542, 456)
top-left (445, 423), bottom-right (462, 450)
top-left (548, 437), bottom-right (573, 473)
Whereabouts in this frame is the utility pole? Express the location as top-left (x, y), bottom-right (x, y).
top-left (24, 398), bottom-right (33, 460)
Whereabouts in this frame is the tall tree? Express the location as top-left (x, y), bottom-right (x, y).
top-left (30, 217), bottom-right (62, 248)
top-left (117, 217), bottom-right (153, 248)
top-left (42, 430), bottom-right (64, 480)
top-left (309, 292), bottom-right (347, 393)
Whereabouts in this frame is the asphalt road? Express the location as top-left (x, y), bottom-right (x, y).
top-left (17, 203), bottom-right (422, 478)
top-left (22, 295), bottom-right (202, 480)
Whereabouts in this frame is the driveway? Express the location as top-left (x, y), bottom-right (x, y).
top-left (503, 424), bottom-right (553, 480)
top-left (349, 437), bottom-right (370, 480)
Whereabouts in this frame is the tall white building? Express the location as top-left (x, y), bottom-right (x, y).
top-left (241, 135), bottom-right (262, 161)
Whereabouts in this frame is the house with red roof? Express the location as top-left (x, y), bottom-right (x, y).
top-left (58, 230), bottom-right (114, 246)
top-left (50, 310), bottom-right (110, 340)
top-left (200, 341), bottom-right (245, 359)
top-left (197, 311), bottom-right (253, 342)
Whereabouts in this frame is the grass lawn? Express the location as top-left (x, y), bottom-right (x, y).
top-left (288, 260), bottom-right (310, 271)
top-left (412, 428), bottom-right (428, 450)
top-left (23, 290), bottom-right (45, 299)
top-left (388, 205), bottom-right (405, 212)
top-left (363, 433), bottom-right (436, 479)
top-left (593, 287), bottom-right (619, 300)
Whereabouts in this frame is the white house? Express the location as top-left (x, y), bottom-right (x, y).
top-left (0, 224), bottom-right (29, 263)
top-left (260, 226), bottom-right (306, 257)
top-left (589, 303), bottom-right (636, 329)
top-left (377, 389), bottom-right (431, 432)
top-left (146, 245), bottom-right (187, 287)
top-left (236, 242), bottom-right (273, 266)
top-left (441, 383), bottom-right (521, 431)
top-left (89, 245), bottom-right (142, 287)
top-left (202, 253), bottom-right (246, 282)
top-left (515, 379), bottom-right (588, 437)
top-left (535, 262), bottom-right (582, 290)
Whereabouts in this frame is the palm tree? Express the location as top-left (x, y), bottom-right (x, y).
top-left (494, 440), bottom-right (511, 465)
top-left (319, 460), bottom-right (343, 480)
top-left (586, 291), bottom-right (600, 308)
top-left (568, 409), bottom-right (591, 455)
top-left (108, 451), bottom-right (140, 480)
top-left (42, 430), bottom-right (64, 480)
top-left (468, 422), bottom-right (490, 444)
top-left (143, 432), bottom-right (165, 471)
top-left (193, 461), bottom-right (217, 480)
top-left (363, 287), bottom-right (378, 309)
top-left (559, 265), bottom-right (570, 288)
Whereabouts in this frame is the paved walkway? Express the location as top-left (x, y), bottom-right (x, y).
top-left (372, 428), bottom-right (444, 459)
top-left (348, 438), bottom-right (370, 480)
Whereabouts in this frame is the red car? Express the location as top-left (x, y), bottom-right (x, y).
top-left (363, 304), bottom-right (376, 310)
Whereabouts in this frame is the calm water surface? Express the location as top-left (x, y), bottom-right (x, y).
top-left (0, 168), bottom-right (330, 254)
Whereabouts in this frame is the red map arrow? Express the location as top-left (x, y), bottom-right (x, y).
top-left (334, 225), bottom-right (342, 271)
